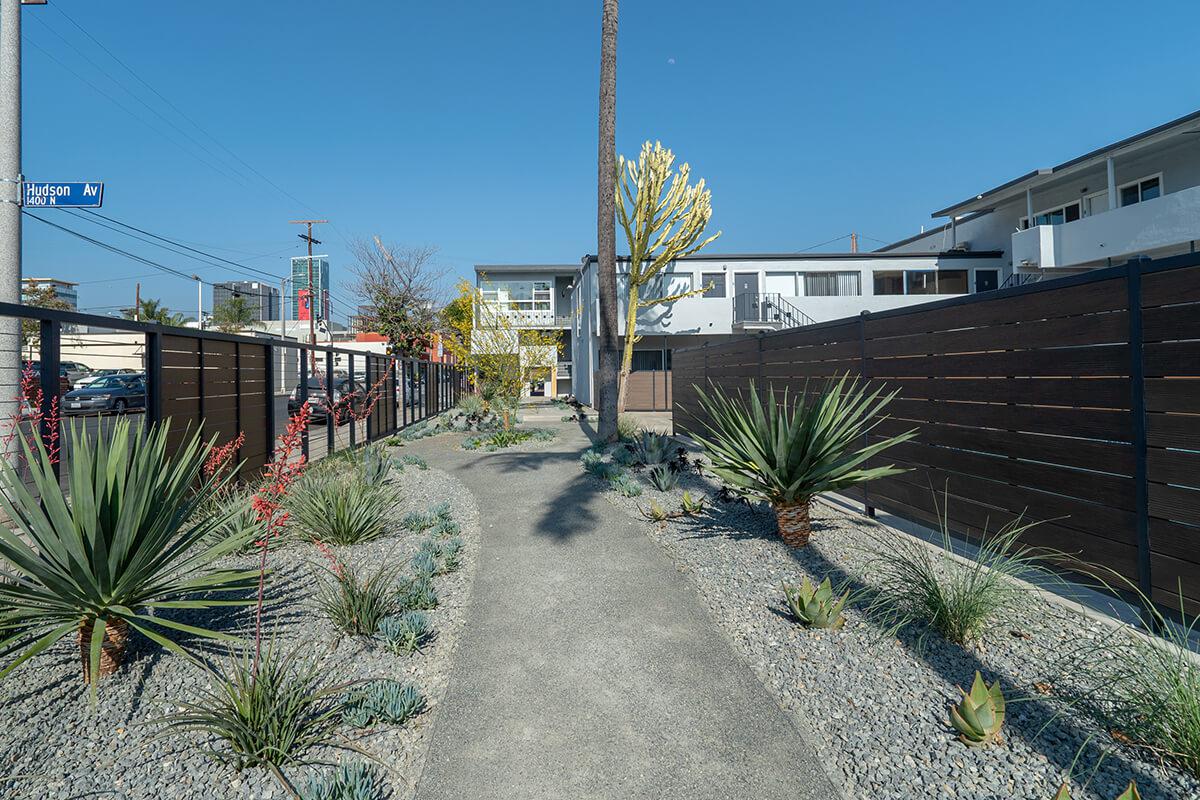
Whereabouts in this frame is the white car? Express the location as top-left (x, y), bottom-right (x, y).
top-left (73, 368), bottom-right (138, 391)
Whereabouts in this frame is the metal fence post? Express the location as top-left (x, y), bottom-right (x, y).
top-left (860, 310), bottom-right (875, 518)
top-left (37, 319), bottom-right (60, 478)
top-left (262, 343), bottom-right (274, 461)
top-left (401, 359), bottom-right (408, 428)
top-left (365, 356), bottom-right (374, 442)
top-left (1126, 259), bottom-right (1152, 608)
top-left (145, 330), bottom-right (163, 432)
top-left (348, 353), bottom-right (356, 448)
top-left (325, 349), bottom-right (335, 455)
top-left (298, 348), bottom-right (309, 460)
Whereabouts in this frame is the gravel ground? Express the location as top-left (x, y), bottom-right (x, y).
top-left (585, 444), bottom-right (1199, 800)
top-left (0, 457), bottom-right (480, 800)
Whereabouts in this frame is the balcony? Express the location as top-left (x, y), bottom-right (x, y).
top-left (1012, 183), bottom-right (1200, 271)
top-left (487, 307), bottom-right (572, 328)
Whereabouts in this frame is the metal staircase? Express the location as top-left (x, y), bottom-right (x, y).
top-left (732, 292), bottom-right (815, 331)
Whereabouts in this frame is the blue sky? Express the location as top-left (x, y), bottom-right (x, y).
top-left (18, 0), bottom-right (1200, 323)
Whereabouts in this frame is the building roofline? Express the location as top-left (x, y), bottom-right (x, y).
top-left (581, 250), bottom-right (1004, 264)
top-left (873, 210), bottom-right (994, 252)
top-left (474, 263), bottom-right (579, 273)
top-left (932, 107), bottom-right (1200, 218)
top-left (23, 277), bottom-right (79, 286)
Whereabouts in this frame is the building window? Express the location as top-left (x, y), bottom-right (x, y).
top-left (975, 269), bottom-right (999, 293)
top-left (1119, 174), bottom-right (1162, 207)
top-left (904, 269), bottom-right (970, 296)
top-left (701, 272), bottom-right (726, 298)
top-left (803, 271), bottom-right (861, 297)
top-left (630, 350), bottom-right (665, 371)
top-left (479, 280), bottom-right (552, 313)
top-left (874, 271), bottom-right (905, 296)
top-left (1020, 201), bottom-right (1081, 229)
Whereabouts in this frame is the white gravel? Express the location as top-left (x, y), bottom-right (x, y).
top-left (587, 445), bottom-right (1199, 800)
top-left (0, 457), bottom-right (480, 800)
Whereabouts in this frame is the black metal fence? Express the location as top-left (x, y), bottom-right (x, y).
top-left (0, 301), bottom-right (466, 478)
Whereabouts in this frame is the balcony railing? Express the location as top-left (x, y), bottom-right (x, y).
top-left (556, 361), bottom-right (572, 379)
top-left (732, 292), bottom-right (814, 329)
top-left (480, 306), bottom-right (571, 328)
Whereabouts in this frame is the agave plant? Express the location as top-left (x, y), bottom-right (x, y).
top-left (781, 576), bottom-right (849, 630)
top-left (690, 376), bottom-right (914, 547)
top-left (630, 431), bottom-right (673, 467)
top-left (646, 464), bottom-right (679, 492)
top-left (949, 671), bottom-right (1006, 746)
top-left (0, 419), bottom-right (258, 687)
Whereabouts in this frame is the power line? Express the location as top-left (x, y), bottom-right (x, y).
top-left (796, 233), bottom-right (853, 253)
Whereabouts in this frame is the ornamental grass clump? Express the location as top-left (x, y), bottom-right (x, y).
top-left (690, 376), bottom-right (914, 547)
top-left (616, 414), bottom-right (640, 442)
top-left (313, 550), bottom-right (403, 637)
top-left (861, 505), bottom-right (1049, 651)
top-left (0, 419), bottom-right (258, 687)
top-left (160, 643), bottom-right (346, 774)
top-left (1059, 588), bottom-right (1200, 780)
top-left (288, 472), bottom-right (396, 546)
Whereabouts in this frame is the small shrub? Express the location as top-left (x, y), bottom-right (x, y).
top-left (289, 473), bottom-right (397, 546)
top-left (861, 507), bottom-right (1049, 650)
top-left (410, 551), bottom-right (437, 580)
top-left (438, 537), bottom-right (463, 573)
top-left (396, 575), bottom-right (438, 611)
top-left (631, 431), bottom-right (673, 467)
top-left (612, 446), bottom-right (637, 467)
top-left (616, 414), bottom-right (640, 442)
top-left (300, 761), bottom-right (384, 800)
top-left (314, 560), bottom-right (403, 637)
top-left (400, 454), bottom-right (428, 470)
top-left (609, 473), bottom-right (642, 498)
top-left (781, 577), bottom-right (849, 630)
top-left (343, 680), bottom-right (426, 728)
top-left (646, 464), bottom-right (679, 491)
top-left (587, 439), bottom-right (607, 454)
top-left (457, 393), bottom-right (486, 416)
top-left (160, 644), bottom-right (345, 770)
top-left (430, 501), bottom-right (452, 521)
top-left (948, 671), bottom-right (1005, 747)
top-left (560, 415), bottom-right (575, 422)
top-left (530, 428), bottom-right (555, 442)
top-left (341, 444), bottom-right (392, 484)
top-left (581, 450), bottom-right (605, 474)
top-left (433, 518), bottom-right (461, 538)
top-left (402, 511), bottom-right (435, 534)
top-left (377, 611), bottom-right (432, 655)
top-left (680, 491), bottom-right (706, 516)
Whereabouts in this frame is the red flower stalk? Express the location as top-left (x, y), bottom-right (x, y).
top-left (2, 361), bottom-right (61, 465)
top-left (204, 431), bottom-right (245, 479)
top-left (250, 401), bottom-right (311, 674)
top-left (313, 539), bottom-right (345, 580)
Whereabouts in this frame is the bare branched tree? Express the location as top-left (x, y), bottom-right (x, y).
top-left (350, 237), bottom-right (449, 358)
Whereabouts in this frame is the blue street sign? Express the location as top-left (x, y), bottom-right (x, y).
top-left (21, 181), bottom-right (104, 208)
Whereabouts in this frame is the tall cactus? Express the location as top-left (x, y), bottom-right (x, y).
top-left (615, 141), bottom-right (721, 411)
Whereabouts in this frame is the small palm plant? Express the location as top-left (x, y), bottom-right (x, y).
top-left (0, 419), bottom-right (258, 687)
top-left (690, 376), bottom-right (914, 546)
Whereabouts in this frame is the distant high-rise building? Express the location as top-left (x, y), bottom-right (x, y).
top-left (290, 255), bottom-right (331, 320)
top-left (350, 304), bottom-right (378, 333)
top-left (21, 277), bottom-right (78, 310)
top-left (212, 280), bottom-right (280, 322)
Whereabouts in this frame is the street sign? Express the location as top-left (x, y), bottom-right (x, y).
top-left (21, 181), bottom-right (104, 208)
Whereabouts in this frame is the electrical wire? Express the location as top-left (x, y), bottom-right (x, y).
top-left (796, 233), bottom-right (853, 253)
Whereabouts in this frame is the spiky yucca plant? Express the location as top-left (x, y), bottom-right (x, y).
top-left (949, 671), bottom-right (1005, 746)
top-left (690, 376), bottom-right (914, 546)
top-left (781, 577), bottom-right (849, 630)
top-left (0, 419), bottom-right (257, 687)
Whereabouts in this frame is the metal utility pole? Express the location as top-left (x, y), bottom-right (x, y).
top-left (193, 274), bottom-right (202, 328)
top-left (0, 0), bottom-right (43, 446)
top-left (290, 219), bottom-right (326, 372)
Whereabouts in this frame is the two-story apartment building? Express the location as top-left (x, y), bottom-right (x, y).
top-left (473, 264), bottom-right (576, 397)
top-left (880, 108), bottom-right (1200, 272)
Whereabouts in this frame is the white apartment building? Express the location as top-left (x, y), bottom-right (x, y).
top-left (881, 108), bottom-right (1200, 272)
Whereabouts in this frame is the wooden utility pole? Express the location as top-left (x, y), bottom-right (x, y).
top-left (290, 219), bottom-right (327, 371)
top-left (596, 0), bottom-right (620, 441)
top-left (850, 232), bottom-right (858, 253)
top-left (134, 282), bottom-right (141, 321)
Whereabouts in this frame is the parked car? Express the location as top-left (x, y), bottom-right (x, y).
top-left (62, 373), bottom-right (147, 415)
top-left (73, 367), bottom-right (138, 390)
top-left (288, 376), bottom-right (363, 424)
top-left (60, 361), bottom-right (92, 383)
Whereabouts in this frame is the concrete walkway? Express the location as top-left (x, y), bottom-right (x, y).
top-left (408, 410), bottom-right (840, 800)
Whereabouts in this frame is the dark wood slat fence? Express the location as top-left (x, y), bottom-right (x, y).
top-left (673, 252), bottom-right (1200, 613)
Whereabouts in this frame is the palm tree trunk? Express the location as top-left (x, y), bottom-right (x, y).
top-left (596, 0), bottom-right (620, 441)
top-left (773, 500), bottom-right (812, 547)
top-left (78, 617), bottom-right (129, 682)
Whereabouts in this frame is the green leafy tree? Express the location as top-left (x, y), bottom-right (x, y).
top-left (121, 298), bottom-right (190, 327)
top-left (615, 140), bottom-right (721, 410)
top-left (21, 285), bottom-right (72, 358)
top-left (211, 295), bottom-right (259, 333)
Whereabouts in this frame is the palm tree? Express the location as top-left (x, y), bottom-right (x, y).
top-left (211, 295), bottom-right (259, 333)
top-left (122, 298), bottom-right (189, 328)
top-left (596, 0), bottom-right (620, 441)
